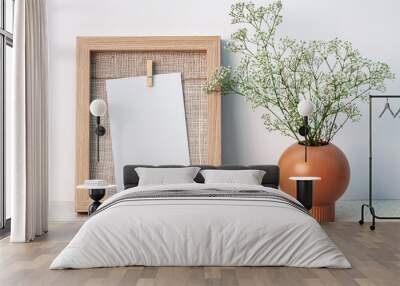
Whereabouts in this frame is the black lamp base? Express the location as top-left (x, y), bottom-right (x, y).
top-left (95, 116), bottom-right (106, 161)
top-left (298, 126), bottom-right (309, 137)
top-left (95, 125), bottom-right (106, 136)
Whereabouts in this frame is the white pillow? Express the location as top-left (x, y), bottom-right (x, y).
top-left (135, 167), bottom-right (200, 186)
top-left (200, 169), bottom-right (266, 185)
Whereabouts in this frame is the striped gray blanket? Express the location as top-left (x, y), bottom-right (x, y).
top-left (93, 189), bottom-right (309, 216)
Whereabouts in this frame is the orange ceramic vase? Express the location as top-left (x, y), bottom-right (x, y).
top-left (278, 143), bottom-right (350, 222)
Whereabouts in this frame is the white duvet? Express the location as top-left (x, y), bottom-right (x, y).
top-left (50, 183), bottom-right (350, 269)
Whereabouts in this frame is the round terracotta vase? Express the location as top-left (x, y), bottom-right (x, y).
top-left (278, 143), bottom-right (350, 222)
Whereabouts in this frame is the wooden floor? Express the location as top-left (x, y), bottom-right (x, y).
top-left (0, 222), bottom-right (399, 286)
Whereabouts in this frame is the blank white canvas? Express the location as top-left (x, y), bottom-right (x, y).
top-left (106, 73), bottom-right (190, 191)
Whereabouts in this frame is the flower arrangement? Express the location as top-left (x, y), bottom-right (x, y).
top-left (206, 1), bottom-right (395, 146)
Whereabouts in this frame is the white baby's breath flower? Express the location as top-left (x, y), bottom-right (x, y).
top-left (205, 0), bottom-right (395, 145)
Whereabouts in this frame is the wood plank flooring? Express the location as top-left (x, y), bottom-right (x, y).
top-left (0, 222), bottom-right (399, 286)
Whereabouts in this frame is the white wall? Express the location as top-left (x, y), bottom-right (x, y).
top-left (48, 0), bottom-right (400, 205)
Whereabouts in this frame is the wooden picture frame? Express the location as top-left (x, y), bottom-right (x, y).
top-left (75, 36), bottom-right (221, 212)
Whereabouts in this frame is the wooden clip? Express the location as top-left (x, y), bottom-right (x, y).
top-left (146, 60), bottom-right (153, 87)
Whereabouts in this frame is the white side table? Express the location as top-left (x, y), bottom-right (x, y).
top-left (77, 184), bottom-right (116, 215)
top-left (289, 177), bottom-right (321, 210)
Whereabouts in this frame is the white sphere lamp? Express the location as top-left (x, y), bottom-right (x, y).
top-left (89, 99), bottom-right (107, 161)
top-left (297, 99), bottom-right (315, 117)
top-left (90, 99), bottom-right (107, 117)
top-left (297, 98), bottom-right (315, 162)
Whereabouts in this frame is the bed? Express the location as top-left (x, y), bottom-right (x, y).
top-left (50, 165), bottom-right (350, 269)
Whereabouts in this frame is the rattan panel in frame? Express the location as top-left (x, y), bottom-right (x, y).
top-left (89, 51), bottom-right (209, 185)
top-left (76, 37), bottom-right (221, 212)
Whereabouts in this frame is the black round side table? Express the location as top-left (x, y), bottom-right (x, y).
top-left (77, 184), bottom-right (116, 215)
top-left (289, 177), bottom-right (321, 211)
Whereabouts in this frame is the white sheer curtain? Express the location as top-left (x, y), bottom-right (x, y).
top-left (10, 0), bottom-right (48, 242)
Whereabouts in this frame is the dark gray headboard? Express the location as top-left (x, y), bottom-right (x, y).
top-left (123, 165), bottom-right (280, 189)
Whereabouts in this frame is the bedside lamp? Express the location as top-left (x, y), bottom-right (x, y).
top-left (297, 99), bottom-right (315, 162)
top-left (90, 99), bottom-right (107, 161)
